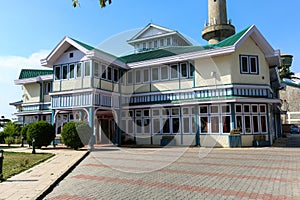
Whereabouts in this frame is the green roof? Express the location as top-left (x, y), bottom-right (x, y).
top-left (70, 37), bottom-right (120, 61)
top-left (120, 26), bottom-right (251, 64)
top-left (210, 26), bottom-right (251, 48)
top-left (19, 69), bottom-right (53, 79)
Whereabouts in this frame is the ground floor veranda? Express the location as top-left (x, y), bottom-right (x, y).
top-left (50, 101), bottom-right (282, 148)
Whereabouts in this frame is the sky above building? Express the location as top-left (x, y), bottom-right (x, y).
top-left (0, 0), bottom-right (300, 119)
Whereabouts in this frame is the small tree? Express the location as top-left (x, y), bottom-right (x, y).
top-left (3, 121), bottom-right (20, 138)
top-left (0, 132), bottom-right (8, 144)
top-left (61, 121), bottom-right (92, 150)
top-left (26, 121), bottom-right (55, 148)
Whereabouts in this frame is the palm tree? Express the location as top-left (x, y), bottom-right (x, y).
top-left (72, 0), bottom-right (112, 8)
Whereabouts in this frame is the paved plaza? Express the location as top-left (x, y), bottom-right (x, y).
top-left (45, 146), bottom-right (300, 200)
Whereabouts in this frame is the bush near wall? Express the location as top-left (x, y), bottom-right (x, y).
top-left (26, 121), bottom-right (55, 148)
top-left (61, 121), bottom-right (92, 150)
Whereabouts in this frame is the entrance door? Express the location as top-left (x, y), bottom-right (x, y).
top-left (99, 118), bottom-right (116, 144)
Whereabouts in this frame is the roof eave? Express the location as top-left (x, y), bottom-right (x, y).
top-left (127, 46), bottom-right (235, 68)
top-left (14, 74), bottom-right (53, 85)
top-left (87, 50), bottom-right (129, 69)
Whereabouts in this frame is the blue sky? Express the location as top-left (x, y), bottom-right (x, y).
top-left (1, 0), bottom-right (300, 119)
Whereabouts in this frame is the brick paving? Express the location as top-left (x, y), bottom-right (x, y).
top-left (45, 146), bottom-right (300, 200)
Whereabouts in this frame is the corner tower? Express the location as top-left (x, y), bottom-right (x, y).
top-left (202, 0), bottom-right (235, 44)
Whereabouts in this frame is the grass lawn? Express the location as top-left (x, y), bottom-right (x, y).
top-left (1, 152), bottom-right (54, 181)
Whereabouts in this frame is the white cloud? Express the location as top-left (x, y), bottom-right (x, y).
top-left (0, 50), bottom-right (51, 120)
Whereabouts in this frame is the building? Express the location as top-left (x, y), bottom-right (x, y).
top-left (11, 0), bottom-right (283, 147)
top-left (10, 69), bottom-right (53, 125)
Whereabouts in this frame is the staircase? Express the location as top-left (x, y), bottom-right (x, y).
top-left (273, 134), bottom-right (300, 147)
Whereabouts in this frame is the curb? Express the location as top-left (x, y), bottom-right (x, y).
top-left (36, 150), bottom-right (90, 200)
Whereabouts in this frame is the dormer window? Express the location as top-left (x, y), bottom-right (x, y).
top-left (240, 55), bottom-right (259, 75)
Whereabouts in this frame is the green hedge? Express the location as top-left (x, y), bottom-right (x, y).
top-left (61, 121), bottom-right (92, 150)
top-left (26, 121), bottom-right (55, 148)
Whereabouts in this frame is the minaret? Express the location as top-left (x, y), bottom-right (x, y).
top-left (202, 0), bottom-right (235, 44)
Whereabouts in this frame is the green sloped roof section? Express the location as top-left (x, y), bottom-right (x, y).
top-left (120, 26), bottom-right (252, 64)
top-left (211, 25), bottom-right (252, 48)
top-left (120, 46), bottom-right (213, 63)
top-left (70, 37), bottom-right (120, 60)
top-left (19, 69), bottom-right (53, 79)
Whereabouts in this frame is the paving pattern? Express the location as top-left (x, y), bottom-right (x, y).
top-left (45, 146), bottom-right (300, 200)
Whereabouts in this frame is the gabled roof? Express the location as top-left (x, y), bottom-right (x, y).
top-left (41, 37), bottom-right (127, 69)
top-left (19, 69), bottom-right (53, 79)
top-left (127, 23), bottom-right (193, 46)
top-left (120, 25), bottom-right (280, 68)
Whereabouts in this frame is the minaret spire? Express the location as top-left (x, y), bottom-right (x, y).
top-left (202, 0), bottom-right (235, 44)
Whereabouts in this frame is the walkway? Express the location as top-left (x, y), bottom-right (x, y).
top-left (0, 146), bottom-right (88, 200)
top-left (45, 146), bottom-right (300, 200)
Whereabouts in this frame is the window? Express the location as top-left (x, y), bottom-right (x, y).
top-left (107, 66), bottom-right (112, 81)
top-left (152, 67), bottom-right (159, 81)
top-left (44, 82), bottom-right (52, 95)
top-left (162, 118), bottom-right (170, 134)
top-left (135, 70), bottom-right (141, 84)
top-left (69, 64), bottom-right (75, 79)
top-left (250, 56), bottom-right (258, 74)
top-left (170, 64), bottom-right (179, 79)
top-left (211, 105), bottom-right (219, 114)
top-left (113, 68), bottom-right (119, 82)
top-left (94, 62), bottom-right (99, 77)
top-left (161, 66), bottom-right (169, 80)
top-left (154, 40), bottom-right (158, 48)
top-left (200, 117), bottom-right (208, 133)
top-left (62, 65), bottom-right (68, 80)
top-left (261, 116), bottom-right (267, 132)
top-left (172, 118), bottom-right (180, 133)
top-left (180, 63), bottom-right (188, 78)
top-left (189, 63), bottom-right (195, 77)
top-left (84, 61), bottom-right (90, 77)
top-left (245, 116), bottom-right (251, 133)
top-left (54, 66), bottom-right (61, 80)
top-left (183, 118), bottom-right (190, 134)
top-left (69, 52), bottom-right (74, 58)
top-left (222, 105), bottom-right (230, 113)
top-left (143, 69), bottom-right (149, 83)
top-left (167, 38), bottom-right (171, 46)
top-left (211, 116), bottom-right (219, 133)
top-left (101, 65), bottom-right (107, 79)
top-left (200, 106), bottom-right (208, 114)
top-left (77, 63), bottom-right (82, 78)
top-left (240, 55), bottom-right (258, 74)
top-left (160, 39), bottom-right (165, 47)
top-left (222, 116), bottom-right (231, 133)
top-left (127, 71), bottom-right (133, 85)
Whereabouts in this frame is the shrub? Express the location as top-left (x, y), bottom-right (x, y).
top-left (3, 121), bottom-right (20, 138)
top-left (5, 136), bottom-right (15, 146)
top-left (26, 121), bottom-right (55, 148)
top-left (61, 121), bottom-right (92, 150)
top-left (0, 132), bottom-right (8, 144)
top-left (20, 124), bottom-right (32, 141)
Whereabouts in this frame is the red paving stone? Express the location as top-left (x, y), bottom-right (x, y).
top-left (84, 163), bottom-right (300, 183)
top-left (47, 194), bottom-right (97, 200)
top-left (94, 155), bottom-right (300, 171)
top-left (96, 151), bottom-right (300, 163)
top-left (72, 174), bottom-right (299, 200)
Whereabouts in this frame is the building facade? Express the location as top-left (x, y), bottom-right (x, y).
top-left (11, 22), bottom-right (283, 147)
top-left (10, 69), bottom-right (53, 125)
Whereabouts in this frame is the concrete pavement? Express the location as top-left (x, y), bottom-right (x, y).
top-left (45, 146), bottom-right (300, 200)
top-left (0, 146), bottom-right (88, 200)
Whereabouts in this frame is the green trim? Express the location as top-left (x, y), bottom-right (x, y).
top-left (19, 69), bottom-right (53, 79)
